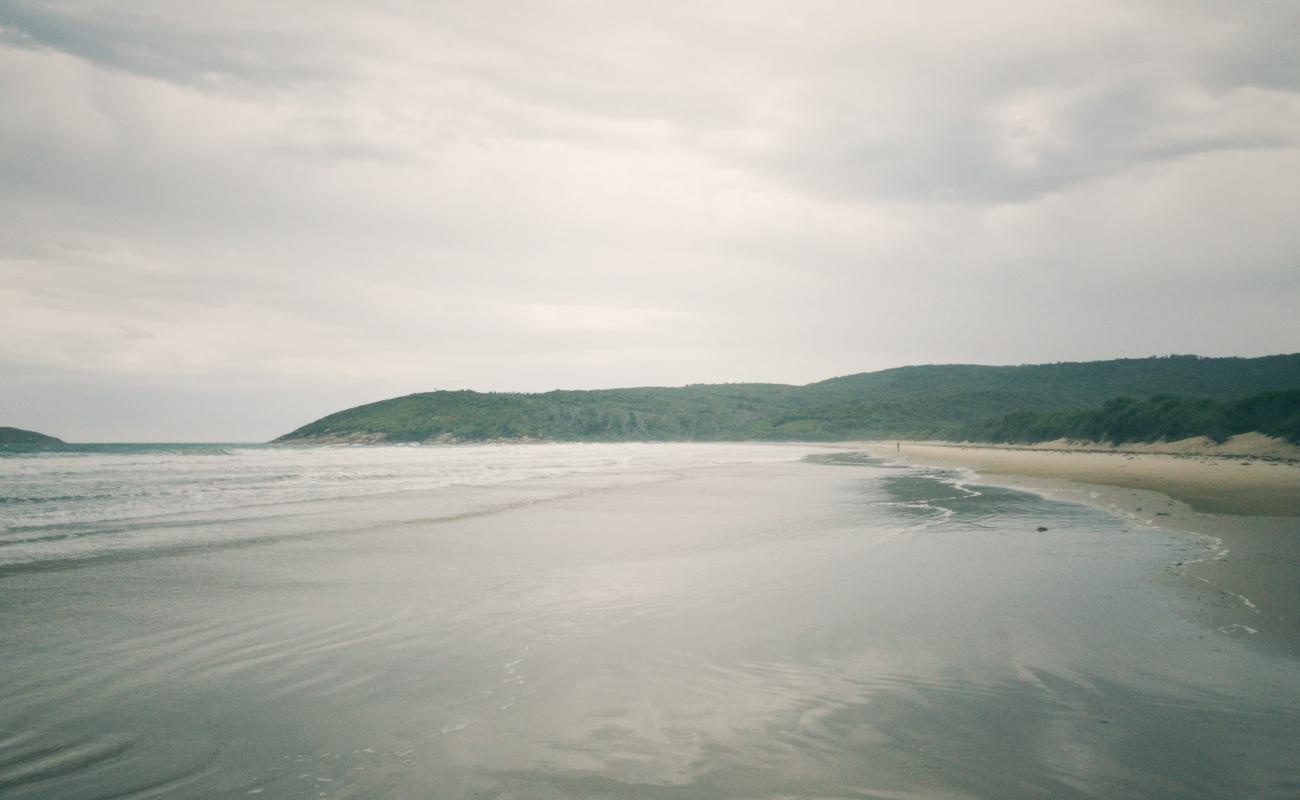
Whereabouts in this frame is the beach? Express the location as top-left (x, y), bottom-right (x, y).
top-left (862, 439), bottom-right (1300, 516)
top-left (2, 443), bottom-right (1298, 798)
top-left (858, 442), bottom-right (1300, 655)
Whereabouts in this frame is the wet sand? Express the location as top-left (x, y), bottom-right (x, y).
top-left (858, 442), bottom-right (1300, 656)
top-left (2, 458), bottom-right (1297, 798)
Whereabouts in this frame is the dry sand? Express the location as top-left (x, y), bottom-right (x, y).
top-left (869, 440), bottom-right (1300, 516)
top-left (943, 432), bottom-right (1300, 462)
top-left (854, 441), bottom-right (1300, 656)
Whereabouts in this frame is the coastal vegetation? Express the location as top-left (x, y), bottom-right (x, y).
top-left (276, 354), bottom-right (1300, 446)
top-left (965, 390), bottom-right (1300, 445)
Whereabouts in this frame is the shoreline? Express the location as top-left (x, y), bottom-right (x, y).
top-left (850, 442), bottom-right (1300, 657)
top-left (4, 449), bottom-right (1298, 795)
top-left (862, 440), bottom-right (1300, 516)
top-left (891, 432), bottom-right (1300, 463)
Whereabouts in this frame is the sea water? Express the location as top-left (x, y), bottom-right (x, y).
top-left (0, 444), bottom-right (1296, 798)
top-left (0, 442), bottom-right (808, 568)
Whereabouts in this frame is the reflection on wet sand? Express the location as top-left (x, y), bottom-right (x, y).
top-left (1, 458), bottom-right (1296, 798)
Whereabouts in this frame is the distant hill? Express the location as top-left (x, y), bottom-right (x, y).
top-left (0, 427), bottom-right (65, 446)
top-left (275, 354), bottom-right (1300, 444)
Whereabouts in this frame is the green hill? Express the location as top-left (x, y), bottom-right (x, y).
top-left (275, 354), bottom-right (1300, 444)
top-left (0, 427), bottom-right (65, 447)
top-left (966, 390), bottom-right (1300, 445)
top-left (777, 354), bottom-right (1300, 439)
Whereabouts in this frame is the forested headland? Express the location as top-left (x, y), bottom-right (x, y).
top-left (0, 427), bottom-right (65, 447)
top-left (966, 390), bottom-right (1300, 445)
top-left (275, 354), bottom-right (1300, 446)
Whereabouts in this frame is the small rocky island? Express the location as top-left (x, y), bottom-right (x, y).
top-left (0, 426), bottom-right (65, 446)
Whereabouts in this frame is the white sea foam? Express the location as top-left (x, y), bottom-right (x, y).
top-left (0, 443), bottom-right (822, 567)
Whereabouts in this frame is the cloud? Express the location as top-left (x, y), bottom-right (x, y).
top-left (0, 0), bottom-right (363, 89)
top-left (0, 1), bottom-right (1297, 439)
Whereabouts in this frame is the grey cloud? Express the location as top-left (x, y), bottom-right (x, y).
top-left (13, 1), bottom-right (1293, 207)
top-left (1, 1), bottom-right (1297, 439)
top-left (0, 0), bottom-right (361, 89)
top-left (751, 55), bottom-right (1300, 203)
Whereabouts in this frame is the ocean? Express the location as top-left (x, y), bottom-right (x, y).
top-left (1, 443), bottom-right (1296, 798)
top-left (0, 443), bottom-right (809, 569)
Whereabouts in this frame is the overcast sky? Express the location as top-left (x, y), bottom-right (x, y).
top-left (2, 1), bottom-right (1298, 441)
